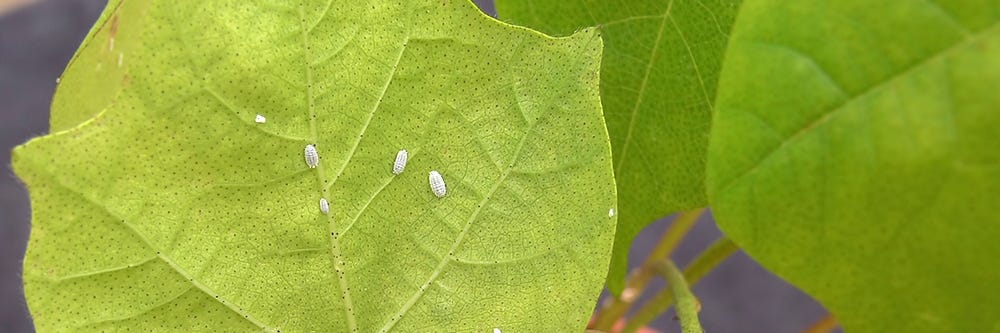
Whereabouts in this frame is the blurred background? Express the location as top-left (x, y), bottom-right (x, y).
top-left (0, 1), bottom-right (833, 332)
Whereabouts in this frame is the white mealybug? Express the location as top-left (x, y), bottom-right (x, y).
top-left (609, 208), bottom-right (616, 217)
top-left (428, 170), bottom-right (447, 198)
top-left (304, 144), bottom-right (319, 168)
top-left (392, 149), bottom-right (408, 175)
top-left (493, 328), bottom-right (502, 333)
top-left (255, 114), bottom-right (266, 123)
top-left (319, 198), bottom-right (330, 214)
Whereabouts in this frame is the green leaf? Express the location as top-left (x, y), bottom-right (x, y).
top-left (495, 0), bottom-right (741, 293)
top-left (50, 0), bottom-right (143, 131)
top-left (708, 1), bottom-right (1000, 331)
top-left (14, 1), bottom-right (616, 332)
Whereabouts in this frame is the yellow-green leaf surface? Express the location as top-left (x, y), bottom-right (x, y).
top-left (708, 1), bottom-right (1000, 331)
top-left (14, 1), bottom-right (617, 332)
top-left (50, 0), bottom-right (146, 131)
top-left (495, 0), bottom-right (741, 293)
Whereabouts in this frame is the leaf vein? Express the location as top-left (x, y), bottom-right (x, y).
top-left (45, 256), bottom-right (158, 283)
top-left (29, 169), bottom-right (276, 332)
top-left (205, 86), bottom-right (309, 142)
top-left (614, 0), bottom-right (675, 176)
top-left (717, 23), bottom-right (1000, 195)
top-left (328, 38), bottom-right (410, 184)
top-left (667, 14), bottom-right (714, 113)
top-left (298, 4), bottom-right (363, 331)
top-left (378, 118), bottom-right (537, 333)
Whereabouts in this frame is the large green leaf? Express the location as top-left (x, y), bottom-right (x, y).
top-left (495, 0), bottom-right (741, 293)
top-left (13, 1), bottom-right (617, 332)
top-left (708, 1), bottom-right (1000, 331)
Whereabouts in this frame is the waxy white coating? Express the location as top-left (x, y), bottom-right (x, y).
top-left (428, 170), bottom-right (446, 198)
top-left (304, 144), bottom-right (319, 168)
top-left (319, 198), bottom-right (330, 214)
top-left (393, 149), bottom-right (408, 175)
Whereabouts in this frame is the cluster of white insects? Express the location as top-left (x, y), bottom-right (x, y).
top-left (254, 114), bottom-right (603, 332)
top-left (254, 115), bottom-right (446, 204)
top-left (254, 118), bottom-right (612, 218)
top-left (299, 144), bottom-right (447, 213)
top-left (388, 149), bottom-right (446, 198)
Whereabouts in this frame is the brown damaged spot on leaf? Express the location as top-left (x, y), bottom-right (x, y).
top-left (109, 12), bottom-right (119, 36)
top-left (108, 13), bottom-right (119, 51)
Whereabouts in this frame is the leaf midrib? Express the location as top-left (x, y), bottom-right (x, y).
top-left (613, 0), bottom-right (674, 177)
top-left (299, 3), bottom-right (417, 331)
top-left (297, 3), bottom-right (364, 332)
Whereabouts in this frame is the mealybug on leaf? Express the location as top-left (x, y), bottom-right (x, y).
top-left (255, 114), bottom-right (266, 123)
top-left (393, 150), bottom-right (408, 175)
top-left (428, 170), bottom-right (447, 198)
top-left (304, 144), bottom-right (319, 168)
top-left (319, 198), bottom-right (330, 214)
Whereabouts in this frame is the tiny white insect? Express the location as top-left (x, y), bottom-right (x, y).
top-left (609, 208), bottom-right (616, 217)
top-left (304, 144), bottom-right (319, 168)
top-left (255, 114), bottom-right (267, 123)
top-left (493, 328), bottom-right (502, 333)
top-left (392, 149), bottom-right (408, 175)
top-left (428, 170), bottom-right (446, 198)
top-left (319, 198), bottom-right (330, 214)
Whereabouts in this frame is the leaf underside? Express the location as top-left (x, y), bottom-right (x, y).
top-left (15, 1), bottom-right (617, 332)
top-left (709, 0), bottom-right (1000, 331)
top-left (495, 0), bottom-right (742, 294)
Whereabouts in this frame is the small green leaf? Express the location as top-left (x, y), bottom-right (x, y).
top-left (14, 1), bottom-right (617, 332)
top-left (495, 0), bottom-right (741, 293)
top-left (709, 1), bottom-right (1000, 331)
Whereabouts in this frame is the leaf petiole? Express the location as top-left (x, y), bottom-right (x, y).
top-left (621, 237), bottom-right (738, 332)
top-left (591, 208), bottom-right (705, 331)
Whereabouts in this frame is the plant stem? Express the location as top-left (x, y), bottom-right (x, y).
top-left (621, 237), bottom-right (739, 333)
top-left (659, 260), bottom-right (703, 333)
top-left (802, 314), bottom-right (838, 333)
top-left (591, 209), bottom-right (705, 331)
